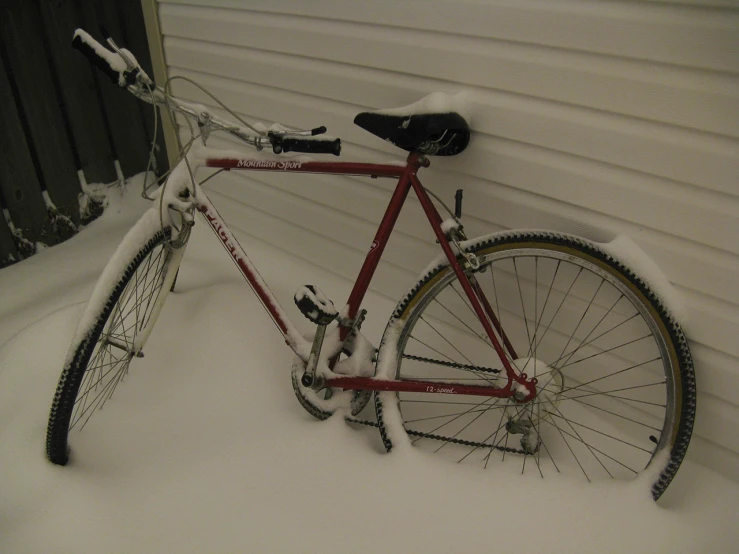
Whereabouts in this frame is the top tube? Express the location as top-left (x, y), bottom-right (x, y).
top-left (205, 157), bottom-right (410, 179)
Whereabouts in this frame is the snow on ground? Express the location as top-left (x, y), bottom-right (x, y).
top-left (1, 183), bottom-right (737, 553)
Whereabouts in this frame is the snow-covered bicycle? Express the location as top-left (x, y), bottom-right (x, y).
top-left (46, 29), bottom-right (696, 501)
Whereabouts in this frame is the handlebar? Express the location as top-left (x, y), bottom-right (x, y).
top-left (71, 28), bottom-right (341, 156)
top-left (271, 135), bottom-right (342, 156)
top-left (72, 32), bottom-right (121, 85)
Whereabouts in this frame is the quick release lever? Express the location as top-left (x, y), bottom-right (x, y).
top-left (454, 189), bottom-right (463, 219)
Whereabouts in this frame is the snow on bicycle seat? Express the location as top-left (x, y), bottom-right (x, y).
top-left (354, 92), bottom-right (470, 156)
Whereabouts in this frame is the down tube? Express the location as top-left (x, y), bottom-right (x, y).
top-left (196, 194), bottom-right (305, 351)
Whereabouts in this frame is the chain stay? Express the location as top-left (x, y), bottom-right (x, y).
top-left (344, 352), bottom-right (524, 453)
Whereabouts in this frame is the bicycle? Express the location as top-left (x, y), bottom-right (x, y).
top-left (45, 29), bottom-right (696, 501)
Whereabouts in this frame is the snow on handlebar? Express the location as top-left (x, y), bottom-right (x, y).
top-left (72, 29), bottom-right (152, 88)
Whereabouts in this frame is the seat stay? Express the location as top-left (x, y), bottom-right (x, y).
top-left (407, 173), bottom-right (536, 401)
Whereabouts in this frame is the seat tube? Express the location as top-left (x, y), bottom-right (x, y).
top-left (342, 160), bottom-right (420, 339)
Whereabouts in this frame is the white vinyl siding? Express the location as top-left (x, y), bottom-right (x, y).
top-left (156, 0), bottom-right (739, 481)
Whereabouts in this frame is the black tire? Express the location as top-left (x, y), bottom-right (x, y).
top-left (375, 231), bottom-right (695, 500)
top-left (46, 221), bottom-right (185, 465)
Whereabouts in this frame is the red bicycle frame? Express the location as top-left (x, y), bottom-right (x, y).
top-left (198, 151), bottom-right (536, 402)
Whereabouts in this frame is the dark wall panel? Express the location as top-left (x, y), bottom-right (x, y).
top-left (0, 0), bottom-right (168, 267)
top-left (38, 0), bottom-right (117, 185)
top-left (0, 1), bottom-right (80, 222)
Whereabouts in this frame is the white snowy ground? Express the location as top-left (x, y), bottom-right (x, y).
top-left (1, 182), bottom-right (738, 554)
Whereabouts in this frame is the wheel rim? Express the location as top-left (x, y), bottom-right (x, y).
top-left (394, 244), bottom-right (679, 483)
top-left (69, 241), bottom-right (174, 432)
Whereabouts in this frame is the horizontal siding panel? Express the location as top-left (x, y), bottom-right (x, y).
top-left (462, 136), bottom-right (739, 254)
top-left (161, 0), bottom-right (739, 73)
top-left (680, 290), bottom-right (739, 359)
top-left (691, 345), bottom-right (739, 405)
top-left (205, 187), bottom-right (415, 304)
top-left (693, 393), bottom-right (739, 456)
top-left (641, 0), bottom-right (739, 8)
top-left (166, 38), bottom-right (739, 197)
top-left (168, 69), bottom-right (739, 259)
top-left (160, 5), bottom-right (739, 137)
top-left (210, 173), bottom-right (437, 278)
top-left (688, 435), bottom-right (739, 484)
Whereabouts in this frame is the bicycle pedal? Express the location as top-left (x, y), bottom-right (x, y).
top-left (294, 285), bottom-right (338, 325)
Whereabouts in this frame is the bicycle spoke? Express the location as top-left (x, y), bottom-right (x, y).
top-left (556, 333), bottom-right (652, 370)
top-left (65, 241), bottom-right (172, 433)
top-left (548, 415), bottom-right (592, 481)
top-left (532, 266), bottom-right (583, 352)
top-left (544, 420), bottom-right (640, 475)
top-left (559, 382), bottom-right (667, 406)
top-left (565, 396), bottom-right (662, 431)
top-left (559, 357), bottom-right (662, 394)
top-left (418, 315), bottom-right (477, 367)
top-left (458, 413), bottom-right (513, 464)
top-left (512, 258), bottom-right (533, 356)
top-left (431, 296), bottom-right (496, 350)
top-left (435, 407), bottom-right (491, 453)
top-left (554, 279), bottom-right (606, 366)
top-left (552, 312), bottom-right (643, 369)
top-left (380, 232), bottom-right (692, 498)
top-left (531, 260), bottom-right (560, 346)
top-left (548, 411), bottom-right (652, 454)
top-left (449, 283), bottom-right (514, 365)
top-left (72, 354), bottom-right (132, 430)
top-left (554, 292), bottom-right (625, 369)
top-left (406, 336), bottom-right (500, 386)
top-left (409, 396), bottom-right (499, 445)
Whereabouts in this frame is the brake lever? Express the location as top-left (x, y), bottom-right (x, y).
top-left (269, 126), bottom-right (327, 138)
top-left (100, 27), bottom-right (154, 88)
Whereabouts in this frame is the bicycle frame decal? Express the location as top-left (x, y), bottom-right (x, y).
top-left (207, 158), bottom-right (407, 179)
top-left (196, 193), bottom-right (304, 350)
top-left (235, 159), bottom-right (304, 170)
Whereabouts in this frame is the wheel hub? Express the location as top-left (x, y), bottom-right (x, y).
top-left (511, 357), bottom-right (565, 423)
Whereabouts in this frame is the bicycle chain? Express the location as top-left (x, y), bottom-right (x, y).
top-left (345, 417), bottom-right (526, 455)
top-left (401, 354), bottom-right (501, 375)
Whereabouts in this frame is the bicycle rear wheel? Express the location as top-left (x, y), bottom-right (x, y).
top-left (46, 213), bottom-right (186, 465)
top-left (375, 231), bottom-right (695, 500)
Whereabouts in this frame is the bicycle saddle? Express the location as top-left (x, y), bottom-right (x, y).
top-left (354, 94), bottom-right (470, 156)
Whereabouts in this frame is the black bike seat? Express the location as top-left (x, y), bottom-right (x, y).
top-left (354, 95), bottom-right (470, 156)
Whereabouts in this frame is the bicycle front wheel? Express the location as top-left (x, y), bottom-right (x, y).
top-left (46, 211), bottom-right (186, 465)
top-left (375, 231), bottom-right (695, 500)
